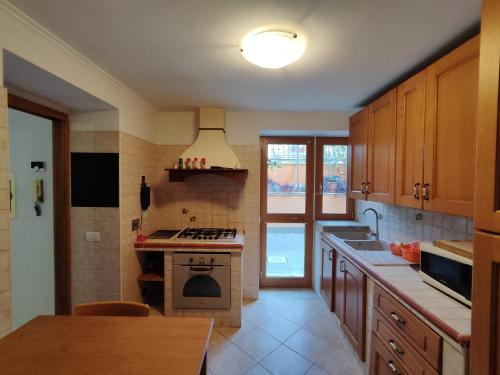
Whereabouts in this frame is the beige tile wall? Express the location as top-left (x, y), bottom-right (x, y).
top-left (119, 132), bottom-right (160, 302)
top-left (0, 87), bottom-right (11, 337)
top-left (70, 131), bottom-right (120, 307)
top-left (155, 145), bottom-right (260, 298)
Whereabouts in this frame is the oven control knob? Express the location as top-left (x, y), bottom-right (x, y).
top-left (189, 258), bottom-right (193, 263)
top-left (210, 258), bottom-right (215, 264)
top-left (199, 258), bottom-right (205, 265)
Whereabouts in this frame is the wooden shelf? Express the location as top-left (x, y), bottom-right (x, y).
top-left (166, 168), bottom-right (248, 183)
top-left (138, 273), bottom-right (164, 282)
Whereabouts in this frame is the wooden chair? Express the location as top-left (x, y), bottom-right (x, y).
top-left (74, 301), bottom-right (150, 317)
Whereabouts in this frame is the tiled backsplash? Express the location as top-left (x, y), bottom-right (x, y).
top-left (355, 200), bottom-right (474, 243)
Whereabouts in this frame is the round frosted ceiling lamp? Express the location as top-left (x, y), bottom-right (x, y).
top-left (240, 30), bottom-right (306, 69)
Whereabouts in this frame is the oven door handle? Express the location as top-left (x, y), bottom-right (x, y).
top-left (189, 266), bottom-right (214, 272)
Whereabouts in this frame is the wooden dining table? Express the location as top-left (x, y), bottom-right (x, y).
top-left (0, 315), bottom-right (213, 375)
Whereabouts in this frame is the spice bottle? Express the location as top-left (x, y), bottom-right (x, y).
top-left (200, 158), bottom-right (206, 169)
top-left (185, 158), bottom-right (191, 169)
top-left (178, 158), bottom-right (183, 169)
top-left (193, 157), bottom-right (199, 169)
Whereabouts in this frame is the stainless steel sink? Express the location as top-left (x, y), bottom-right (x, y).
top-left (344, 240), bottom-right (389, 251)
top-left (331, 231), bottom-right (372, 240)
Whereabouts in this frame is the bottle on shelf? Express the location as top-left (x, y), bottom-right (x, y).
top-left (193, 157), bottom-right (199, 169)
top-left (177, 158), bottom-right (183, 169)
top-left (185, 158), bottom-right (191, 169)
top-left (201, 158), bottom-right (206, 169)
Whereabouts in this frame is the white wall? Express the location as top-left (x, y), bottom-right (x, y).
top-left (70, 110), bottom-right (119, 131)
top-left (155, 111), bottom-right (351, 145)
top-left (0, 1), bottom-right (156, 140)
top-left (8, 108), bottom-right (54, 329)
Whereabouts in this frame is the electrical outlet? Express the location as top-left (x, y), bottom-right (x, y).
top-left (190, 216), bottom-right (196, 222)
top-left (416, 213), bottom-right (423, 220)
top-left (85, 231), bottom-right (101, 242)
top-left (182, 208), bottom-right (189, 214)
top-left (131, 218), bottom-right (140, 231)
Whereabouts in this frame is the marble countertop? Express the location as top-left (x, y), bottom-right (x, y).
top-left (321, 231), bottom-right (471, 347)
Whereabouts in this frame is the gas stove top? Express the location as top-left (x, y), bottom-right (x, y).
top-left (176, 227), bottom-right (237, 241)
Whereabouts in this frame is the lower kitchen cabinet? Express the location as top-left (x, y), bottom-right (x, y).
top-left (320, 240), bottom-right (334, 311)
top-left (334, 255), bottom-right (367, 361)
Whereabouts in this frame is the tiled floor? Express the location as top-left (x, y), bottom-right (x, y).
top-left (208, 289), bottom-right (365, 375)
top-left (266, 226), bottom-right (305, 277)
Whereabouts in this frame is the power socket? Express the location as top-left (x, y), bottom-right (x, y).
top-left (131, 218), bottom-right (140, 231)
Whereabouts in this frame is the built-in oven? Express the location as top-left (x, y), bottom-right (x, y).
top-left (173, 252), bottom-right (231, 309)
top-left (419, 246), bottom-right (472, 307)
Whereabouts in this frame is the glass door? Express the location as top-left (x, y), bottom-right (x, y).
top-left (315, 138), bottom-right (352, 220)
top-left (260, 137), bottom-right (314, 287)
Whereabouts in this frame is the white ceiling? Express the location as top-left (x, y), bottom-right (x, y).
top-left (8, 0), bottom-right (481, 111)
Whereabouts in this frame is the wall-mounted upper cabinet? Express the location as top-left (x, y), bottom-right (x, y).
top-left (351, 35), bottom-right (479, 217)
top-left (366, 89), bottom-right (397, 204)
top-left (348, 109), bottom-right (368, 200)
top-left (348, 90), bottom-right (397, 204)
top-left (422, 36), bottom-right (479, 217)
top-left (395, 71), bottom-right (426, 209)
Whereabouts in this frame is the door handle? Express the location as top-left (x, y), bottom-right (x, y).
top-left (318, 182), bottom-right (323, 195)
top-left (413, 183), bottom-right (420, 200)
top-left (339, 260), bottom-right (345, 272)
top-left (361, 182), bottom-right (366, 193)
top-left (422, 183), bottom-right (430, 201)
top-left (365, 182), bottom-right (371, 194)
top-left (328, 249), bottom-right (333, 261)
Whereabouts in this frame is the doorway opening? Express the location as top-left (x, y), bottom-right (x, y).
top-left (8, 94), bottom-right (71, 327)
top-left (260, 136), bottom-right (352, 288)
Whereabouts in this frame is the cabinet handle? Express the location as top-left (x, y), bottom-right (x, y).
top-left (422, 183), bottom-right (430, 201)
top-left (387, 361), bottom-right (401, 375)
top-left (388, 340), bottom-right (404, 355)
top-left (328, 249), bottom-right (333, 261)
top-left (339, 260), bottom-right (345, 272)
top-left (361, 182), bottom-right (366, 193)
top-left (413, 183), bottom-right (420, 200)
top-left (390, 312), bottom-right (406, 325)
top-left (366, 182), bottom-right (371, 194)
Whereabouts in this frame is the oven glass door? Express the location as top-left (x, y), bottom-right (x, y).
top-left (173, 264), bottom-right (230, 309)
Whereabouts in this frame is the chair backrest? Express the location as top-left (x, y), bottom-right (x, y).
top-left (74, 301), bottom-right (150, 317)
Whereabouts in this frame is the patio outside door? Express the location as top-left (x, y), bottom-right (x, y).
top-left (260, 137), bottom-right (314, 287)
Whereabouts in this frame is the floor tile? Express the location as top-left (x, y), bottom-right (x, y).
top-left (231, 328), bottom-right (281, 362)
top-left (255, 314), bottom-right (301, 342)
top-left (305, 366), bottom-right (329, 375)
top-left (208, 329), bottom-right (231, 358)
top-left (315, 344), bottom-right (363, 375)
top-left (301, 313), bottom-right (344, 344)
top-left (279, 302), bottom-right (320, 326)
top-left (284, 329), bottom-right (330, 363)
top-left (246, 364), bottom-right (272, 375)
top-left (208, 341), bottom-right (258, 375)
top-left (261, 345), bottom-right (312, 375)
top-left (243, 302), bottom-right (276, 325)
top-left (217, 319), bottom-right (256, 341)
top-left (256, 298), bottom-right (295, 313)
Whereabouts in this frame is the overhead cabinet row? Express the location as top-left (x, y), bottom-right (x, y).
top-left (348, 35), bottom-right (480, 217)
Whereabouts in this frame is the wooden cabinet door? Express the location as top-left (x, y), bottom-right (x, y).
top-left (370, 334), bottom-right (409, 375)
top-left (423, 36), bottom-right (479, 217)
top-left (475, 1), bottom-right (500, 233)
top-left (367, 89), bottom-right (397, 204)
top-left (320, 240), bottom-right (333, 311)
top-left (341, 257), bottom-right (367, 361)
top-left (471, 231), bottom-right (500, 374)
top-left (395, 71), bottom-right (425, 209)
top-left (348, 109), bottom-right (368, 200)
top-left (334, 254), bottom-right (344, 321)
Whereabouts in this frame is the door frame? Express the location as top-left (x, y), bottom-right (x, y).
top-left (260, 136), bottom-right (314, 288)
top-left (315, 137), bottom-right (354, 220)
top-left (8, 94), bottom-right (71, 315)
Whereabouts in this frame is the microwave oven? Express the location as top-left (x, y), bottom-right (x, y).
top-left (419, 245), bottom-right (472, 307)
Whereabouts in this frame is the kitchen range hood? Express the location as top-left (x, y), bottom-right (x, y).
top-left (180, 107), bottom-right (240, 169)
top-left (167, 108), bottom-right (247, 183)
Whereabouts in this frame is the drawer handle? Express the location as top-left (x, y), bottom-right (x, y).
top-left (328, 249), bottom-right (333, 261)
top-left (390, 312), bottom-right (406, 325)
top-left (339, 260), bottom-right (345, 273)
top-left (387, 361), bottom-right (401, 375)
top-left (389, 339), bottom-right (404, 356)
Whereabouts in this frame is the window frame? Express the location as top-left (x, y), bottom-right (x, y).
top-left (315, 137), bottom-right (354, 220)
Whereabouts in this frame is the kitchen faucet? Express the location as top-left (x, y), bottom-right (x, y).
top-left (362, 208), bottom-right (380, 240)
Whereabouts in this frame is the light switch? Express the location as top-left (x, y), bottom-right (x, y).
top-left (86, 231), bottom-right (101, 242)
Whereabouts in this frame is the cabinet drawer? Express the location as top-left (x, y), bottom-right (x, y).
top-left (370, 333), bottom-right (409, 375)
top-left (372, 309), bottom-right (439, 374)
top-left (373, 286), bottom-right (441, 369)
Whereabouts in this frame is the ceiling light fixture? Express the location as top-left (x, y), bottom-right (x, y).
top-left (240, 29), bottom-right (306, 69)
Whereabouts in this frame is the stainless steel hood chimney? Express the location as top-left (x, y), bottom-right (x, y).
top-left (180, 108), bottom-right (240, 169)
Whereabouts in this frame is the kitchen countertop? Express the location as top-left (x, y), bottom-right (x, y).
top-left (321, 230), bottom-right (471, 347)
top-left (135, 233), bottom-right (244, 251)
